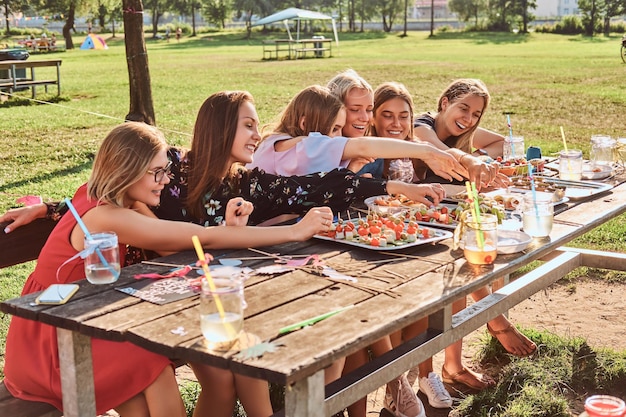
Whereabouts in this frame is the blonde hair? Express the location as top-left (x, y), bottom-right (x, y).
top-left (326, 69), bottom-right (373, 103)
top-left (88, 122), bottom-right (167, 207)
top-left (371, 81), bottom-right (415, 140)
top-left (267, 85), bottom-right (344, 138)
top-left (437, 78), bottom-right (490, 153)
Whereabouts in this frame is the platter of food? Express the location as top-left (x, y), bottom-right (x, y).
top-left (314, 218), bottom-right (452, 251)
top-left (364, 195), bottom-right (461, 229)
top-left (508, 176), bottom-right (613, 200)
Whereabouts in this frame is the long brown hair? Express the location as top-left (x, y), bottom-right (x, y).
top-left (265, 85), bottom-right (344, 139)
top-left (437, 78), bottom-right (490, 153)
top-left (88, 122), bottom-right (167, 207)
top-left (370, 81), bottom-right (415, 140)
top-left (186, 91), bottom-right (254, 219)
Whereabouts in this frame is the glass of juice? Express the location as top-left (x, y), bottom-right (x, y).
top-left (520, 193), bottom-right (554, 238)
top-left (200, 278), bottom-right (244, 351)
top-left (83, 231), bottom-right (121, 285)
top-left (584, 395), bottom-right (626, 417)
top-left (463, 213), bottom-right (498, 265)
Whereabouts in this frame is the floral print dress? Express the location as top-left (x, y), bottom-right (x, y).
top-left (154, 147), bottom-right (388, 226)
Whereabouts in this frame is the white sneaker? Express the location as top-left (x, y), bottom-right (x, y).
top-left (384, 375), bottom-right (426, 417)
top-left (418, 372), bottom-right (453, 409)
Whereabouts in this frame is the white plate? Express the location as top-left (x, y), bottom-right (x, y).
top-left (497, 230), bottom-right (532, 254)
top-left (483, 189), bottom-right (569, 208)
top-left (582, 164), bottom-right (613, 180)
top-left (364, 195), bottom-right (427, 215)
top-left (314, 221), bottom-right (452, 251)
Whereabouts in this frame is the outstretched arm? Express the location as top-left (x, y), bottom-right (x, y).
top-left (342, 137), bottom-right (467, 182)
top-left (78, 205), bottom-right (334, 253)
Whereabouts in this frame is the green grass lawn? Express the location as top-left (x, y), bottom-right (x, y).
top-left (1, 29), bottom-right (625, 415)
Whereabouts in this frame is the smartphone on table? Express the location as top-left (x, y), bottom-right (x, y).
top-left (35, 284), bottom-right (80, 305)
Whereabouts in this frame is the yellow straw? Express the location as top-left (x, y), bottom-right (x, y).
top-left (560, 126), bottom-right (568, 152)
top-left (192, 235), bottom-right (226, 319)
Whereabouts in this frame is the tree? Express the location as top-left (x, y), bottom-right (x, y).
top-left (203, 0), bottom-right (231, 29)
top-left (377, 0), bottom-right (402, 32)
top-left (145, 0), bottom-right (168, 38)
top-left (601, 0), bottom-right (624, 35)
top-left (579, 0), bottom-right (602, 36)
top-left (123, 0), bottom-right (156, 124)
top-left (3, 0), bottom-right (28, 35)
top-left (449, 0), bottom-right (489, 26)
top-left (39, 0), bottom-right (100, 49)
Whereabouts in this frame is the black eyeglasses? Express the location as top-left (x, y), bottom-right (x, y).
top-left (147, 160), bottom-right (173, 183)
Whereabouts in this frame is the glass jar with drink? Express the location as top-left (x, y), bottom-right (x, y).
top-left (83, 231), bottom-right (121, 285)
top-left (463, 213), bottom-right (498, 265)
top-left (199, 278), bottom-right (245, 351)
top-left (517, 193), bottom-right (554, 238)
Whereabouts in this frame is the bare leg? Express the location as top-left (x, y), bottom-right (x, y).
top-left (142, 366), bottom-right (186, 417)
top-left (344, 349), bottom-right (369, 417)
top-left (190, 363), bottom-right (237, 417)
top-left (470, 287), bottom-right (536, 357)
top-left (442, 298), bottom-right (495, 390)
top-left (234, 374), bottom-right (273, 417)
top-left (115, 394), bottom-right (149, 417)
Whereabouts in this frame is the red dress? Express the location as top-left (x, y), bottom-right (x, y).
top-left (3, 184), bottom-right (173, 414)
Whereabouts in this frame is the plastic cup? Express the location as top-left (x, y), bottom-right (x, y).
top-left (584, 395), bottom-right (626, 417)
top-left (199, 278), bottom-right (244, 351)
top-left (83, 232), bottom-right (121, 285)
top-left (559, 149), bottom-right (583, 181)
top-left (463, 213), bottom-right (498, 265)
top-left (503, 135), bottom-right (525, 161)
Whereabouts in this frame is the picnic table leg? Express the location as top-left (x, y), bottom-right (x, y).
top-left (56, 62), bottom-right (61, 96)
top-left (284, 370), bottom-right (325, 417)
top-left (57, 328), bottom-right (97, 417)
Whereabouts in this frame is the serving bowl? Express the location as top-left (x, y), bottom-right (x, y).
top-left (582, 164), bottom-right (613, 180)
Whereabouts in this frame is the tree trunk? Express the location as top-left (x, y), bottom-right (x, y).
top-left (62, 4), bottom-right (76, 50)
top-left (191, 3), bottom-right (197, 36)
top-left (123, 0), bottom-right (156, 125)
top-left (4, 1), bottom-right (10, 36)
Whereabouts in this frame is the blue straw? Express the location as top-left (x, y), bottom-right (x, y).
top-left (527, 166), bottom-right (539, 218)
top-left (64, 198), bottom-right (116, 274)
top-left (506, 114), bottom-right (515, 158)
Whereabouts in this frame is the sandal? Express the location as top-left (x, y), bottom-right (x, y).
top-left (487, 323), bottom-right (537, 357)
top-left (441, 366), bottom-right (495, 391)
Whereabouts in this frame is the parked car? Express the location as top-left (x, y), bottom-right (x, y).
top-left (0, 48), bottom-right (30, 61)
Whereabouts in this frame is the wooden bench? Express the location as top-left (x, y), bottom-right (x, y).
top-left (0, 381), bottom-right (62, 417)
top-left (0, 59), bottom-right (62, 98)
top-left (1, 219), bottom-right (62, 416)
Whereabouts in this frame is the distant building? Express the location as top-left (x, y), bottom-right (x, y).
top-left (535, 0), bottom-right (579, 17)
top-left (413, 0), bottom-right (579, 19)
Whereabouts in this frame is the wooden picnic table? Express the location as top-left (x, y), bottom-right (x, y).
top-left (0, 59), bottom-right (62, 98)
top-left (2, 176), bottom-right (626, 417)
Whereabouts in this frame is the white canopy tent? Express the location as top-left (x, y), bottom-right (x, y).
top-left (252, 7), bottom-right (339, 46)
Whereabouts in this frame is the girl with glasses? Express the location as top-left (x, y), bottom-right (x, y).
top-left (2, 122), bottom-right (333, 417)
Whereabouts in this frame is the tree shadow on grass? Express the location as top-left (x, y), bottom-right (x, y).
top-left (425, 31), bottom-right (532, 45)
top-left (0, 160), bottom-right (93, 195)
